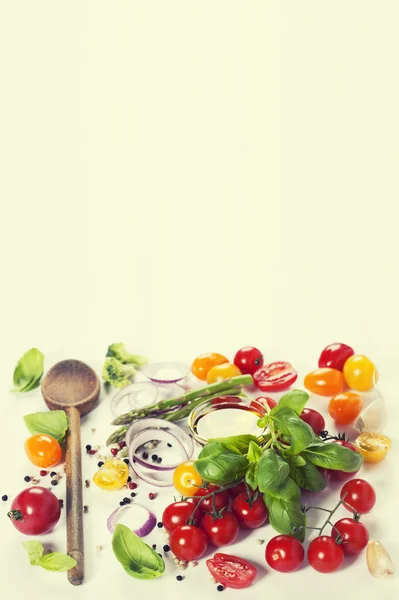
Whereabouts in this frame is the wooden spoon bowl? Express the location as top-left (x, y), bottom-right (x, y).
top-left (42, 359), bottom-right (100, 585)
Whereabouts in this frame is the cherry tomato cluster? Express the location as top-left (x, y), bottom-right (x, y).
top-left (163, 485), bottom-right (268, 563)
top-left (266, 478), bottom-right (376, 574)
top-left (304, 343), bottom-right (379, 426)
top-left (191, 347), bottom-right (298, 393)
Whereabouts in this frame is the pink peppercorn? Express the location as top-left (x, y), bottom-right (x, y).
top-left (110, 448), bottom-right (118, 456)
top-left (119, 441), bottom-right (126, 449)
top-left (129, 482), bottom-right (137, 490)
top-left (148, 492), bottom-right (156, 500)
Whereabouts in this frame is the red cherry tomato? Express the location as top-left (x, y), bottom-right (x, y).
top-left (332, 518), bottom-right (369, 555)
top-left (328, 440), bottom-right (360, 482)
top-left (8, 487), bottom-right (61, 535)
top-left (253, 362), bottom-right (298, 392)
top-left (318, 343), bottom-right (355, 371)
top-left (206, 553), bottom-right (257, 589)
top-left (304, 368), bottom-right (345, 397)
top-left (340, 479), bottom-right (376, 514)
top-left (227, 482), bottom-right (248, 498)
top-left (250, 396), bottom-right (277, 415)
top-left (232, 493), bottom-right (268, 529)
top-left (299, 408), bottom-right (325, 435)
top-left (265, 535), bottom-right (305, 573)
top-left (193, 485), bottom-right (230, 513)
top-left (169, 525), bottom-right (208, 561)
top-left (234, 347), bottom-right (264, 376)
top-left (201, 510), bottom-right (239, 547)
top-left (308, 536), bottom-right (344, 573)
top-left (162, 501), bottom-right (201, 533)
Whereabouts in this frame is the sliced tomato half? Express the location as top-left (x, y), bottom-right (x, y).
top-left (206, 553), bottom-right (257, 589)
top-left (253, 361), bottom-right (298, 392)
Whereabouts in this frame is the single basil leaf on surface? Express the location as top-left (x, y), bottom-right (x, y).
top-left (268, 476), bottom-right (300, 501)
top-left (264, 493), bottom-right (306, 542)
top-left (286, 455), bottom-right (306, 467)
top-left (303, 442), bottom-right (363, 472)
top-left (247, 440), bottom-right (263, 463)
top-left (245, 462), bottom-right (259, 491)
top-left (278, 390), bottom-right (309, 416)
top-left (12, 348), bottom-right (44, 393)
top-left (257, 449), bottom-right (290, 493)
top-left (24, 410), bottom-right (68, 442)
top-left (194, 453), bottom-right (249, 486)
top-left (208, 434), bottom-right (259, 455)
top-left (22, 540), bottom-right (44, 566)
top-left (198, 442), bottom-right (228, 459)
top-left (39, 552), bottom-right (77, 572)
top-left (289, 460), bottom-right (328, 492)
top-left (112, 524), bottom-right (165, 580)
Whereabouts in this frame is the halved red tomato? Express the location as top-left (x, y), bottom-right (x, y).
top-left (250, 396), bottom-right (277, 415)
top-left (206, 553), bottom-right (257, 589)
top-left (253, 362), bottom-right (298, 392)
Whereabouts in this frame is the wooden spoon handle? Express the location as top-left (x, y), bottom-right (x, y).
top-left (65, 406), bottom-right (84, 585)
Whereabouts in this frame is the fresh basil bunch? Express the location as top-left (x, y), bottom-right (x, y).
top-left (194, 389), bottom-right (363, 542)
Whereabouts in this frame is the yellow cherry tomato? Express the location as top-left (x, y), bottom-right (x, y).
top-left (343, 355), bottom-right (378, 391)
top-left (206, 363), bottom-right (242, 384)
top-left (191, 353), bottom-right (229, 380)
top-left (173, 461), bottom-right (203, 496)
top-left (354, 432), bottom-right (391, 463)
top-left (93, 458), bottom-right (129, 490)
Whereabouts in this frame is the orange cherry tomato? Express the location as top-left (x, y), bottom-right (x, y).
top-left (343, 355), bottom-right (378, 392)
top-left (191, 353), bottom-right (229, 381)
top-left (328, 392), bottom-right (363, 425)
top-left (173, 461), bottom-right (203, 496)
top-left (206, 363), bottom-right (242, 384)
top-left (304, 368), bottom-right (345, 397)
top-left (25, 434), bottom-right (63, 468)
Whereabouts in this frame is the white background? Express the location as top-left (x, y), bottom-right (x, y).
top-left (0, 1), bottom-right (398, 599)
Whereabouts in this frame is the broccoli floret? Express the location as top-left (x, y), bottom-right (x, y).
top-left (106, 343), bottom-right (148, 367)
top-left (102, 357), bottom-right (136, 388)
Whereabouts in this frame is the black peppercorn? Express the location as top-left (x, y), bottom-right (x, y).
top-left (176, 575), bottom-right (184, 581)
top-left (163, 544), bottom-right (170, 552)
top-left (1, 495), bottom-right (8, 501)
top-left (157, 522), bottom-right (163, 528)
top-left (143, 452), bottom-right (149, 459)
top-left (51, 480), bottom-right (58, 486)
top-left (217, 585), bottom-right (224, 592)
top-left (24, 476), bottom-right (31, 482)
top-left (97, 461), bottom-right (104, 468)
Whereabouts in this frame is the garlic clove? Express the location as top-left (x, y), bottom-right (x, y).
top-left (366, 540), bottom-right (395, 578)
top-left (354, 398), bottom-right (388, 433)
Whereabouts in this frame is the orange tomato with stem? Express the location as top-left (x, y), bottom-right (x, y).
top-left (328, 392), bottom-right (363, 425)
top-left (25, 434), bottom-right (62, 468)
top-left (191, 353), bottom-right (229, 381)
top-left (304, 368), bottom-right (345, 397)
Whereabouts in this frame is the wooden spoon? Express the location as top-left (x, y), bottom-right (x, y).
top-left (41, 359), bottom-right (100, 585)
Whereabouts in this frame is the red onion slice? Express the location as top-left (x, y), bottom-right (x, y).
top-left (142, 361), bottom-right (190, 384)
top-left (111, 382), bottom-right (158, 418)
top-left (107, 503), bottom-right (157, 537)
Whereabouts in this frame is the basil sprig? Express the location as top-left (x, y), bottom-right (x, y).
top-left (194, 389), bottom-right (364, 542)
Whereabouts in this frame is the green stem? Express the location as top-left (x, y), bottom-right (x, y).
top-left (111, 375), bottom-right (253, 426)
top-left (186, 480), bottom-right (245, 524)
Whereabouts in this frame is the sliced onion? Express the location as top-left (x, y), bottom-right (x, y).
top-left (111, 382), bottom-right (158, 418)
top-left (126, 417), bottom-right (194, 459)
top-left (142, 361), bottom-right (190, 384)
top-left (107, 503), bottom-right (157, 537)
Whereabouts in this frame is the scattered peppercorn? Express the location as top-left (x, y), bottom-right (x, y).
top-left (24, 476), bottom-right (31, 482)
top-left (119, 441), bottom-right (127, 449)
top-left (163, 545), bottom-right (170, 552)
top-left (85, 479), bottom-right (91, 488)
top-left (151, 454), bottom-right (158, 461)
top-left (148, 492), bottom-right (156, 500)
top-left (130, 492), bottom-right (136, 498)
top-left (217, 585), bottom-right (224, 592)
top-left (58, 499), bottom-right (64, 508)
top-left (143, 452), bottom-right (149, 459)
top-left (84, 505), bottom-right (89, 513)
top-left (39, 470), bottom-right (48, 477)
top-left (50, 471), bottom-right (57, 477)
top-left (89, 449), bottom-right (97, 455)
top-left (176, 575), bottom-right (184, 581)
top-left (127, 476), bottom-right (132, 483)
top-left (123, 458), bottom-right (129, 465)
top-left (157, 522), bottom-right (163, 528)
top-left (123, 497), bottom-right (131, 504)
top-left (119, 501), bottom-right (124, 506)
top-left (167, 443), bottom-right (172, 448)
top-left (157, 457), bottom-right (162, 464)
top-left (51, 480), bottom-right (58, 486)
top-left (152, 544), bottom-right (157, 550)
top-left (129, 482), bottom-right (137, 490)
top-left (86, 444), bottom-right (92, 452)
top-left (97, 461), bottom-right (104, 468)
top-left (158, 553), bottom-right (163, 558)
top-left (110, 448), bottom-right (118, 456)
top-left (2, 495), bottom-right (8, 501)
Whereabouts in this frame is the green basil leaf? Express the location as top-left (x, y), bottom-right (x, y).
top-left (208, 434), bottom-right (259, 455)
top-left (286, 455), bottom-right (306, 467)
top-left (39, 552), bottom-right (77, 572)
top-left (289, 460), bottom-right (328, 492)
top-left (245, 462), bottom-right (259, 491)
top-left (247, 441), bottom-right (263, 463)
top-left (303, 442), bottom-right (363, 472)
top-left (22, 541), bottom-right (44, 566)
top-left (24, 410), bottom-right (68, 442)
top-left (268, 477), bottom-right (300, 501)
top-left (257, 449), bottom-right (290, 493)
top-left (278, 390), bottom-right (309, 416)
top-left (270, 406), bottom-right (318, 455)
top-left (198, 442), bottom-right (228, 459)
top-left (257, 416), bottom-right (269, 429)
top-left (112, 524), bottom-right (165, 580)
top-left (194, 453), bottom-right (249, 486)
top-left (264, 493), bottom-right (306, 542)
top-left (12, 348), bottom-right (44, 393)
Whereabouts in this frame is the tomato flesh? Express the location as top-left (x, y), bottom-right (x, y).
top-left (318, 343), bottom-right (355, 371)
top-left (206, 553), bottom-right (257, 589)
top-left (233, 347), bottom-right (264, 376)
top-left (304, 368), bottom-right (345, 397)
top-left (253, 362), bottom-right (297, 392)
top-left (8, 487), bottom-right (61, 535)
top-left (354, 432), bottom-right (391, 464)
